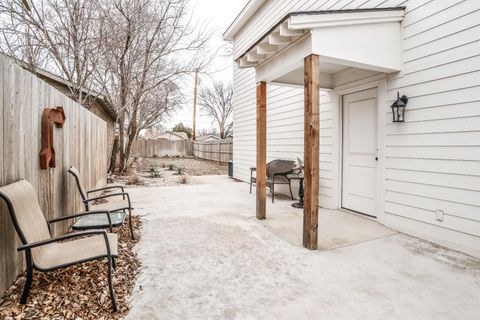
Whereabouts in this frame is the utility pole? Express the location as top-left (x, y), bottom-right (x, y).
top-left (192, 69), bottom-right (199, 141)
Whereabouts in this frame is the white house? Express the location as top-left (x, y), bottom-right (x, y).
top-left (225, 0), bottom-right (480, 257)
top-left (145, 130), bottom-right (189, 141)
top-left (196, 134), bottom-right (221, 142)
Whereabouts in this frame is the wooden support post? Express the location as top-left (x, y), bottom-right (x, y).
top-left (256, 81), bottom-right (267, 220)
top-left (303, 54), bottom-right (320, 250)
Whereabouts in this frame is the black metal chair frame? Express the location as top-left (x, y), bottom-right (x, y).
top-left (68, 167), bottom-right (135, 239)
top-left (0, 190), bottom-right (118, 311)
top-left (250, 160), bottom-right (295, 203)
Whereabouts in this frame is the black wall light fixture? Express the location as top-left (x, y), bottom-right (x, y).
top-left (391, 92), bottom-right (408, 123)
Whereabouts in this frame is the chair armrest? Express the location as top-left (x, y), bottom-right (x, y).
top-left (18, 230), bottom-right (109, 252)
top-left (272, 172), bottom-right (294, 185)
top-left (273, 170), bottom-right (294, 177)
top-left (87, 186), bottom-right (125, 198)
top-left (48, 210), bottom-right (113, 231)
top-left (85, 192), bottom-right (131, 208)
top-left (250, 167), bottom-right (256, 172)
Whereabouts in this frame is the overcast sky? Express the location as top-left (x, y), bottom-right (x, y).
top-left (163, 0), bottom-right (249, 133)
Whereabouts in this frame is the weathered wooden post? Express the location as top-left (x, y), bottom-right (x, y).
top-left (303, 55), bottom-right (320, 250)
top-left (256, 81), bottom-right (267, 220)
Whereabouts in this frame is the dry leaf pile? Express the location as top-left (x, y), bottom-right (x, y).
top-left (0, 216), bottom-right (142, 320)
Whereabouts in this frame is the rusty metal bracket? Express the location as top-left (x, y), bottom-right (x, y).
top-left (39, 107), bottom-right (66, 169)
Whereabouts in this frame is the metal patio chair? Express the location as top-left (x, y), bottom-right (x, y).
top-left (67, 167), bottom-right (135, 239)
top-left (0, 180), bottom-right (119, 311)
top-left (250, 159), bottom-right (295, 203)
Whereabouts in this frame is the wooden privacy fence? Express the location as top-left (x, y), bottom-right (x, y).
top-left (193, 140), bottom-right (233, 163)
top-left (0, 55), bottom-right (108, 296)
top-left (133, 139), bottom-right (193, 158)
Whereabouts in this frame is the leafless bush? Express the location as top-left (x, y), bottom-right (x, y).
top-left (180, 175), bottom-right (188, 184)
top-left (127, 174), bottom-right (142, 185)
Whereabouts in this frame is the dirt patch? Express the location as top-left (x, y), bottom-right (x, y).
top-left (0, 216), bottom-right (142, 320)
top-left (111, 157), bottom-right (227, 188)
top-left (141, 157), bottom-right (227, 176)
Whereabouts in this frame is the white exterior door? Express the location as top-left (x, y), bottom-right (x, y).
top-left (342, 88), bottom-right (378, 217)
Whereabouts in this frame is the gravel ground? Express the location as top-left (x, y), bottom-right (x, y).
top-left (111, 157), bottom-right (227, 188)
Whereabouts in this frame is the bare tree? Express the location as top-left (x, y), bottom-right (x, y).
top-left (199, 81), bottom-right (233, 139)
top-left (197, 128), bottom-right (208, 137)
top-left (0, 0), bottom-right (106, 107)
top-left (0, 0), bottom-right (214, 174)
top-left (100, 0), bottom-right (212, 174)
top-left (0, 10), bottom-right (47, 72)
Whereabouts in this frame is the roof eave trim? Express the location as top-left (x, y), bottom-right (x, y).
top-left (235, 7), bottom-right (405, 64)
top-left (223, 0), bottom-right (267, 41)
top-left (288, 7), bottom-right (405, 30)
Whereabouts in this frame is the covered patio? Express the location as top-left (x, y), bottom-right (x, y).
top-left (235, 7), bottom-right (406, 250)
top-left (125, 176), bottom-right (480, 320)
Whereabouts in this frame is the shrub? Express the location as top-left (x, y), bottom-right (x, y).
top-left (149, 166), bottom-right (162, 178)
top-left (127, 175), bottom-right (142, 185)
top-left (168, 164), bottom-right (175, 171)
top-left (172, 167), bottom-right (185, 176)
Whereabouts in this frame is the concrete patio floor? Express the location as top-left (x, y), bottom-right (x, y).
top-left (125, 175), bottom-right (480, 320)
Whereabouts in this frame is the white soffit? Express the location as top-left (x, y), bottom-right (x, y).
top-left (236, 8), bottom-right (405, 70)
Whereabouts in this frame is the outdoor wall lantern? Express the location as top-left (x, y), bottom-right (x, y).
top-left (391, 92), bottom-right (408, 123)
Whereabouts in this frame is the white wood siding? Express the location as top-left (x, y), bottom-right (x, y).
top-left (231, 0), bottom-right (480, 256)
top-left (232, 66), bottom-right (256, 183)
top-left (383, 0), bottom-right (480, 255)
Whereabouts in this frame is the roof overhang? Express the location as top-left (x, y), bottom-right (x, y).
top-left (236, 8), bottom-right (406, 78)
top-left (224, 0), bottom-right (268, 41)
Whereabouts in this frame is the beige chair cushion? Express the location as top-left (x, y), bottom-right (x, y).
top-left (91, 197), bottom-right (130, 212)
top-left (0, 180), bottom-right (51, 244)
top-left (34, 233), bottom-right (118, 270)
top-left (0, 180), bottom-right (118, 270)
